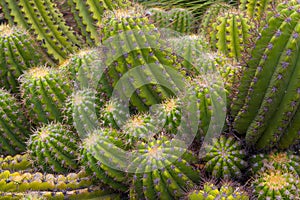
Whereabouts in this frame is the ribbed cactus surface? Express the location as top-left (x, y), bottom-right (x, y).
top-left (0, 154), bottom-right (32, 171)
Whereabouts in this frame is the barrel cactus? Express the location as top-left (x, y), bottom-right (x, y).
top-left (27, 123), bottom-right (80, 173)
top-left (202, 135), bottom-right (248, 179)
top-left (0, 24), bottom-right (46, 92)
top-left (147, 8), bottom-right (169, 28)
top-left (168, 8), bottom-right (194, 34)
top-left (19, 66), bottom-right (72, 124)
top-left (187, 181), bottom-right (249, 200)
top-left (129, 136), bottom-right (200, 199)
top-left (0, 154), bottom-right (32, 171)
top-left (0, 89), bottom-right (30, 155)
top-left (232, 0), bottom-right (300, 150)
top-left (251, 169), bottom-right (300, 200)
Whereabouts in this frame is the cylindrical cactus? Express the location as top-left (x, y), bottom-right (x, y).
top-left (250, 151), bottom-right (300, 176)
top-left (80, 128), bottom-right (129, 191)
top-left (232, 0), bottom-right (300, 150)
top-left (0, 154), bottom-right (32, 171)
top-left (187, 181), bottom-right (249, 200)
top-left (129, 136), bottom-right (200, 200)
top-left (27, 123), bottom-right (80, 173)
top-left (0, 24), bottom-right (46, 92)
top-left (205, 9), bottom-right (254, 61)
top-left (0, 89), bottom-right (30, 155)
top-left (19, 66), bottom-right (72, 124)
top-left (251, 169), bottom-right (300, 200)
top-left (202, 135), bottom-right (248, 179)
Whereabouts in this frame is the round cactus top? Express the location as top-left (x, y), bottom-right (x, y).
top-left (27, 67), bottom-right (50, 79)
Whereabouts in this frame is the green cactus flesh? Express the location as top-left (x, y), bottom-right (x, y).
top-left (0, 154), bottom-right (32, 171)
top-left (19, 66), bottom-right (72, 124)
top-left (233, 0), bottom-right (300, 150)
top-left (251, 169), bottom-right (300, 200)
top-left (0, 24), bottom-right (46, 92)
top-left (27, 123), bottom-right (80, 173)
top-left (188, 182), bottom-right (249, 200)
top-left (129, 136), bottom-right (200, 200)
top-left (0, 0), bottom-right (83, 62)
top-left (168, 8), bottom-right (193, 34)
top-left (0, 89), bottom-right (30, 155)
top-left (147, 8), bottom-right (169, 29)
top-left (202, 135), bottom-right (247, 179)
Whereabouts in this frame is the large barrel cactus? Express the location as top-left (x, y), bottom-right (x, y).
top-left (232, 0), bottom-right (300, 150)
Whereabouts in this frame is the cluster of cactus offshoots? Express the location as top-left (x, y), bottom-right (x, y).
top-left (0, 0), bottom-right (299, 199)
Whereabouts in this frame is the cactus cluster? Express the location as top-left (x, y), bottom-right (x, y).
top-left (0, 154), bottom-right (32, 171)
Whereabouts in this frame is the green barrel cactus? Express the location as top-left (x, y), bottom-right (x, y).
top-left (129, 136), bottom-right (200, 199)
top-left (27, 123), bottom-right (80, 173)
top-left (206, 9), bottom-right (254, 61)
top-left (251, 169), bottom-right (300, 200)
top-left (0, 89), bottom-right (30, 155)
top-left (202, 135), bottom-right (248, 179)
top-left (0, 154), bottom-right (32, 171)
top-left (168, 8), bottom-right (194, 34)
top-left (147, 7), bottom-right (169, 28)
top-left (232, 0), bottom-right (300, 150)
top-left (101, 8), bottom-right (185, 111)
top-left (80, 128), bottom-right (129, 191)
top-left (19, 66), bottom-right (72, 124)
top-left (188, 182), bottom-right (249, 200)
top-left (0, 24), bottom-right (46, 92)
top-left (67, 0), bottom-right (131, 46)
top-left (0, 0), bottom-right (83, 62)
top-left (250, 151), bottom-right (300, 176)
top-left (99, 98), bottom-right (123, 129)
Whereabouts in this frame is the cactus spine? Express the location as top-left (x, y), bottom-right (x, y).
top-left (232, 0), bottom-right (300, 149)
top-left (202, 135), bottom-right (247, 179)
top-left (0, 24), bottom-right (46, 92)
top-left (0, 0), bottom-right (83, 62)
top-left (19, 66), bottom-right (72, 124)
top-left (0, 89), bottom-right (30, 155)
top-left (27, 123), bottom-right (79, 173)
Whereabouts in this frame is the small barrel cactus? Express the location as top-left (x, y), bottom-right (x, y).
top-left (202, 135), bottom-right (248, 179)
top-left (0, 89), bottom-right (30, 155)
top-left (80, 128), bottom-right (129, 191)
top-left (250, 151), bottom-right (300, 176)
top-left (19, 66), bottom-right (72, 124)
top-left (129, 136), bottom-right (200, 200)
top-left (0, 24), bottom-right (46, 92)
top-left (251, 169), bottom-right (300, 200)
top-left (188, 181), bottom-right (249, 200)
top-left (27, 123), bottom-right (80, 173)
top-left (168, 8), bottom-right (194, 34)
top-left (147, 8), bottom-right (169, 28)
top-left (0, 154), bottom-right (32, 171)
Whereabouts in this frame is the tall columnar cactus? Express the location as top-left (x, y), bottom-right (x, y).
top-left (101, 8), bottom-right (185, 111)
top-left (80, 128), bottom-right (129, 191)
top-left (19, 66), bottom-right (72, 124)
top-left (0, 154), bottom-right (32, 171)
top-left (168, 8), bottom-right (194, 34)
top-left (251, 169), bottom-right (300, 200)
top-left (250, 152), bottom-right (300, 176)
top-left (129, 136), bottom-right (200, 200)
top-left (0, 24), bottom-right (47, 92)
top-left (202, 135), bottom-right (248, 179)
top-left (67, 0), bottom-right (131, 46)
top-left (232, 0), bottom-right (300, 150)
top-left (206, 9), bottom-right (254, 61)
top-left (0, 89), bottom-right (30, 155)
top-left (27, 123), bottom-right (80, 173)
top-left (188, 182), bottom-right (249, 200)
top-left (0, 0), bottom-right (83, 62)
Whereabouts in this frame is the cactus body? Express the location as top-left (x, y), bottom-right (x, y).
top-left (81, 128), bottom-right (129, 191)
top-left (0, 24), bottom-right (46, 92)
top-left (0, 0), bottom-right (82, 62)
top-left (250, 152), bottom-right (300, 176)
top-left (27, 123), bottom-right (79, 173)
top-left (0, 154), bottom-right (32, 171)
top-left (19, 66), bottom-right (72, 124)
top-left (205, 9), bottom-right (253, 61)
top-left (130, 136), bottom-right (200, 200)
top-left (0, 89), bottom-right (30, 155)
top-left (232, 0), bottom-right (300, 150)
top-left (251, 169), bottom-right (300, 200)
top-left (147, 8), bottom-right (169, 28)
top-left (203, 135), bottom-right (247, 179)
top-left (188, 182), bottom-right (249, 200)
top-left (168, 8), bottom-right (193, 34)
